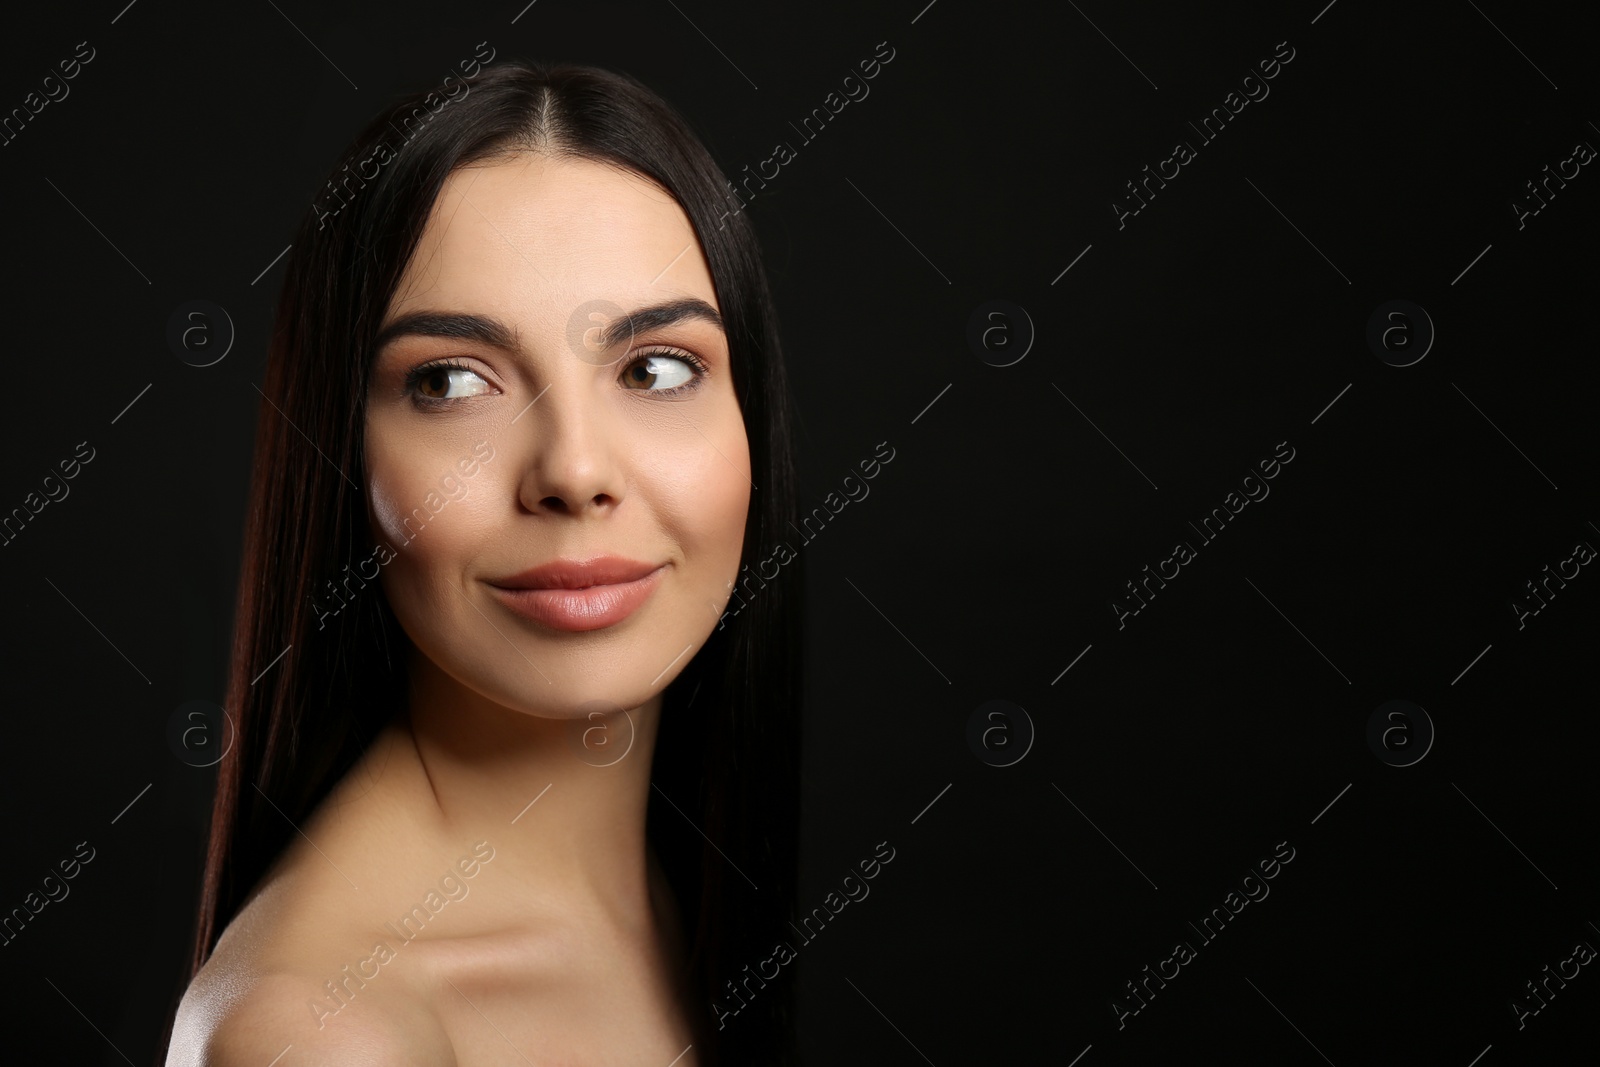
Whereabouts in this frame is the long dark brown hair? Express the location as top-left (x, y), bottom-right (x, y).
top-left (166, 60), bottom-right (803, 1065)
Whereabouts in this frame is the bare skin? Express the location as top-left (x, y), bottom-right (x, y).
top-left (168, 153), bottom-right (751, 1065)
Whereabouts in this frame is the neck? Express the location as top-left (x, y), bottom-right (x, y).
top-left (394, 648), bottom-right (666, 934)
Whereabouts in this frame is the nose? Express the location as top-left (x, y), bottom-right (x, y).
top-left (514, 387), bottom-right (626, 517)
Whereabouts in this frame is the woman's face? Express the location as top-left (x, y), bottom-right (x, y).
top-left (364, 153), bottom-right (751, 718)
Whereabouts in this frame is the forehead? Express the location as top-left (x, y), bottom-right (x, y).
top-left (388, 153), bottom-right (716, 325)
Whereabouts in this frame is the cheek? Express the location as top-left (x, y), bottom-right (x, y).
top-left (364, 423), bottom-right (487, 612)
top-left (654, 410), bottom-right (750, 579)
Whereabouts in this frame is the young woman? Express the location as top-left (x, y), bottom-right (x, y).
top-left (162, 60), bottom-right (804, 1066)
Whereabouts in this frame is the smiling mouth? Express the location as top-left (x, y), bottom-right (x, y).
top-left (487, 564), bottom-right (667, 631)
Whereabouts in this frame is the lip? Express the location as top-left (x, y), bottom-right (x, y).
top-left (487, 557), bottom-right (666, 632)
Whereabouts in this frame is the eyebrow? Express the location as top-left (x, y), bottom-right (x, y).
top-left (373, 298), bottom-right (724, 355)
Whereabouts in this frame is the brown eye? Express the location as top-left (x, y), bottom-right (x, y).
top-left (419, 368), bottom-right (451, 398)
top-left (405, 363), bottom-right (492, 401)
top-left (620, 353), bottom-right (698, 392)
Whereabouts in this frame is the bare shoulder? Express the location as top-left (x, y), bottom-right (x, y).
top-left (164, 871), bottom-right (458, 1067)
top-left (169, 967), bottom-right (457, 1067)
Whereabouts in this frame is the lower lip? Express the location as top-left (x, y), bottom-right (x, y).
top-left (489, 567), bottom-right (666, 632)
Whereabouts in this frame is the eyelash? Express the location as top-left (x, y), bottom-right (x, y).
top-left (401, 347), bottom-right (711, 407)
top-left (627, 346), bottom-right (710, 398)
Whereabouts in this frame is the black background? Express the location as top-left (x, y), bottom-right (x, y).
top-left (1, 0), bottom-right (1597, 1063)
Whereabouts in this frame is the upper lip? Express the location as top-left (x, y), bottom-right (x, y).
top-left (489, 556), bottom-right (663, 590)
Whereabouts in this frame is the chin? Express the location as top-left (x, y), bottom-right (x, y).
top-left (427, 624), bottom-right (702, 719)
